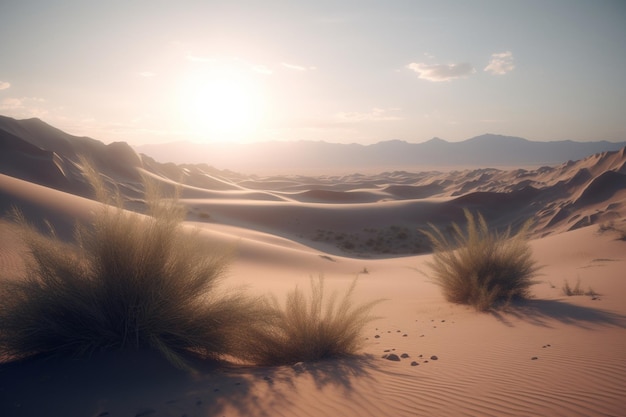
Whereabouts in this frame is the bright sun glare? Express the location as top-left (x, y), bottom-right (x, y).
top-left (178, 74), bottom-right (264, 142)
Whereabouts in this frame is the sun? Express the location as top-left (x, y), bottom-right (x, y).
top-left (178, 74), bottom-right (264, 142)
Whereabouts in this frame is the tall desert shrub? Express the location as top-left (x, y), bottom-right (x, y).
top-left (241, 277), bottom-right (382, 366)
top-left (422, 210), bottom-right (540, 311)
top-left (0, 163), bottom-right (267, 369)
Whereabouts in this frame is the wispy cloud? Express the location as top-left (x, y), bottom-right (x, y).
top-left (406, 62), bottom-right (475, 82)
top-left (0, 81), bottom-right (10, 90)
top-left (252, 65), bottom-right (273, 75)
top-left (484, 51), bottom-right (515, 75)
top-left (0, 96), bottom-right (48, 118)
top-left (281, 62), bottom-right (317, 71)
top-left (336, 107), bottom-right (403, 122)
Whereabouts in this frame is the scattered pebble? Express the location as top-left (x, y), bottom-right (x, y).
top-left (382, 353), bottom-right (401, 361)
top-left (384, 349), bottom-right (391, 352)
top-left (531, 357), bottom-right (538, 360)
top-left (263, 376), bottom-right (272, 381)
top-left (410, 361), bottom-right (419, 366)
top-left (402, 334), bottom-right (408, 337)
top-left (293, 362), bottom-right (306, 373)
top-left (430, 355), bottom-right (438, 360)
top-left (400, 353), bottom-right (410, 358)
top-left (374, 335), bottom-right (381, 339)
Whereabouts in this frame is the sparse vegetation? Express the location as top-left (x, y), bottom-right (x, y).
top-left (0, 163), bottom-right (269, 369)
top-left (240, 277), bottom-right (383, 366)
top-left (562, 279), bottom-right (597, 297)
top-left (422, 210), bottom-right (540, 311)
top-left (0, 163), bottom-right (383, 369)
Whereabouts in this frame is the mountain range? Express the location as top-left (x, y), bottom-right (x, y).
top-left (2, 115), bottom-right (625, 174)
top-left (135, 134), bottom-right (626, 173)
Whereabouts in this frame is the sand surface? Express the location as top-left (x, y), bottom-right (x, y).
top-left (1, 148), bottom-right (626, 416)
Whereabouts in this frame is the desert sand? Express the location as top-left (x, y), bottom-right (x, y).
top-left (1, 141), bottom-right (626, 417)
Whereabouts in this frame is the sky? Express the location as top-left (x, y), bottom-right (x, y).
top-left (0, 0), bottom-right (625, 146)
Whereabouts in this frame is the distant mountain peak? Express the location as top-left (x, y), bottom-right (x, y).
top-left (423, 137), bottom-right (448, 144)
top-left (466, 133), bottom-right (529, 144)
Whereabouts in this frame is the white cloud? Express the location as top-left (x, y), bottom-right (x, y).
top-left (0, 96), bottom-right (48, 118)
top-left (0, 81), bottom-right (10, 90)
top-left (484, 51), bottom-right (515, 75)
top-left (336, 107), bottom-right (403, 122)
top-left (281, 62), bottom-right (316, 71)
top-left (252, 65), bottom-right (273, 75)
top-left (406, 62), bottom-right (475, 82)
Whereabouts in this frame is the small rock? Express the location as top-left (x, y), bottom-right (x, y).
top-left (383, 349), bottom-right (390, 352)
top-left (400, 353), bottom-right (410, 358)
top-left (263, 376), bottom-right (271, 381)
top-left (382, 353), bottom-right (401, 361)
top-left (374, 335), bottom-right (381, 339)
top-left (430, 355), bottom-right (438, 360)
top-left (402, 334), bottom-right (408, 337)
top-left (531, 357), bottom-right (538, 360)
top-left (410, 361), bottom-right (419, 366)
top-left (441, 320), bottom-right (445, 323)
top-left (396, 330), bottom-right (401, 333)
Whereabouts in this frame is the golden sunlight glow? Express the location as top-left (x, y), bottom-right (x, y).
top-left (177, 73), bottom-right (264, 142)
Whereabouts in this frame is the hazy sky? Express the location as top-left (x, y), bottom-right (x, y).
top-left (1, 0), bottom-right (625, 145)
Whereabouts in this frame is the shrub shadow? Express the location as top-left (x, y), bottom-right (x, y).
top-left (490, 299), bottom-right (626, 329)
top-left (0, 351), bottom-right (378, 417)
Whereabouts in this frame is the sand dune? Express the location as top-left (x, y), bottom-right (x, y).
top-left (1, 117), bottom-right (626, 416)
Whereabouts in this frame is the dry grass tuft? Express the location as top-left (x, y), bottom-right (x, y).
top-left (241, 277), bottom-right (383, 366)
top-left (0, 163), bottom-right (268, 369)
top-left (422, 210), bottom-right (540, 311)
top-left (562, 279), bottom-right (597, 297)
